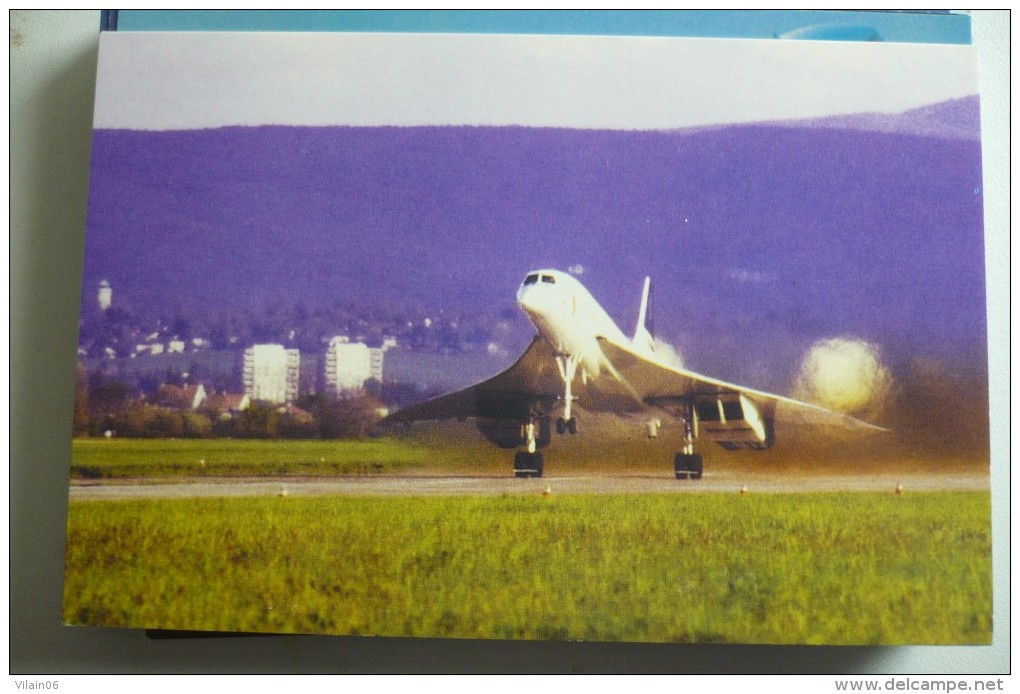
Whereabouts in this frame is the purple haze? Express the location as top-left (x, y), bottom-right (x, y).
top-left (82, 96), bottom-right (986, 389)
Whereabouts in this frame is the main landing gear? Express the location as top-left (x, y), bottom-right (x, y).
top-left (674, 400), bottom-right (703, 480)
top-left (514, 450), bottom-right (544, 478)
top-left (674, 452), bottom-right (703, 480)
top-left (514, 417), bottom-right (544, 478)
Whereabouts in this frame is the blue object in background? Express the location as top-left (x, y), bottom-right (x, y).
top-left (105, 10), bottom-right (970, 45)
top-left (776, 24), bottom-right (881, 41)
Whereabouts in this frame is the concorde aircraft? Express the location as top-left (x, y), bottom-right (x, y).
top-left (384, 269), bottom-right (883, 479)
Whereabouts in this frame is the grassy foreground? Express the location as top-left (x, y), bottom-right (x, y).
top-left (63, 491), bottom-right (991, 644)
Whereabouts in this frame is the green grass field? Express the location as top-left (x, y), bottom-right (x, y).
top-left (69, 429), bottom-right (987, 482)
top-left (63, 491), bottom-right (991, 644)
top-left (69, 438), bottom-right (434, 479)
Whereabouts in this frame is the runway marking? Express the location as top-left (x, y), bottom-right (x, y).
top-left (68, 471), bottom-right (989, 501)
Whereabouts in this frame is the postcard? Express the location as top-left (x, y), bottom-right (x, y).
top-left (66, 31), bottom-right (989, 644)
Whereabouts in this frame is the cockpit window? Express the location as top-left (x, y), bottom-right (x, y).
top-left (524, 273), bottom-right (557, 285)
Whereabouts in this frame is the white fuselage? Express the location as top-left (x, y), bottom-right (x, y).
top-left (516, 269), bottom-right (630, 380)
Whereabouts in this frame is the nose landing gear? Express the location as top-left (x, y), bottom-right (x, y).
top-left (554, 353), bottom-right (580, 436)
top-left (511, 350), bottom-right (581, 479)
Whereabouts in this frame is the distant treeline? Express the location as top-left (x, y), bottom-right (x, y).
top-left (77, 296), bottom-right (510, 362)
top-left (83, 347), bottom-right (510, 406)
top-left (75, 364), bottom-right (387, 440)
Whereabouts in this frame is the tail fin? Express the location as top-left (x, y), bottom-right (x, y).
top-left (633, 277), bottom-right (655, 355)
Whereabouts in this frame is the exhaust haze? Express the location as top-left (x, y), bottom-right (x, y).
top-left (794, 337), bottom-right (892, 419)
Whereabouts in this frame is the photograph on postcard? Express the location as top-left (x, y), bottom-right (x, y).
top-left (65, 31), bottom-right (990, 644)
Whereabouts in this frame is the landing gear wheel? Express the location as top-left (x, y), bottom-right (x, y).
top-left (514, 451), bottom-right (529, 478)
top-left (674, 452), bottom-right (703, 480)
top-left (556, 417), bottom-right (566, 435)
top-left (691, 453), bottom-right (703, 480)
top-left (514, 451), bottom-right (544, 478)
top-left (567, 417), bottom-right (578, 435)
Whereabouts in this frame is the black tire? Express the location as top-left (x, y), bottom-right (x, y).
top-left (674, 452), bottom-right (704, 480)
top-left (556, 417), bottom-right (566, 435)
top-left (689, 453), bottom-right (704, 480)
top-left (514, 450), bottom-right (541, 478)
top-left (673, 452), bottom-right (688, 475)
top-left (567, 417), bottom-right (578, 435)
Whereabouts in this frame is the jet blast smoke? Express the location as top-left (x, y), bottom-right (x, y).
top-left (793, 337), bottom-right (892, 419)
top-left (652, 338), bottom-right (684, 370)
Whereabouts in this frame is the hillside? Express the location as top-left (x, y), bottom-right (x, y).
top-left (82, 96), bottom-right (986, 389)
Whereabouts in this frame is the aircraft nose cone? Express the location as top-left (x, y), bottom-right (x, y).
top-left (517, 285), bottom-right (547, 316)
top-left (516, 284), bottom-right (534, 309)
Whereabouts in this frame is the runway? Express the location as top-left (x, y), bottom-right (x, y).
top-left (68, 469), bottom-right (989, 501)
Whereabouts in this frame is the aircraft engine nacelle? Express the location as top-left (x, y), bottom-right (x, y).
top-left (476, 417), bottom-right (552, 449)
top-left (694, 394), bottom-right (775, 451)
